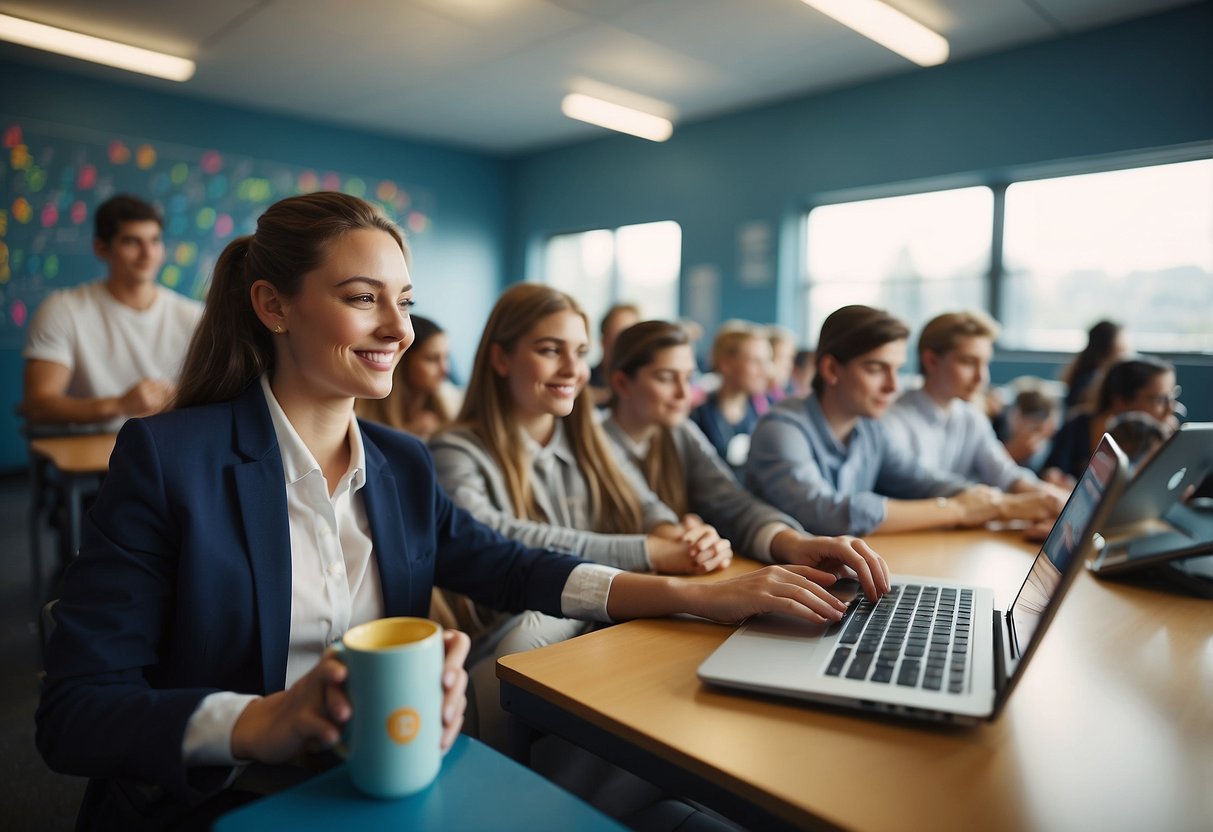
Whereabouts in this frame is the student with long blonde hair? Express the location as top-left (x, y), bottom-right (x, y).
top-left (430, 284), bottom-right (739, 741)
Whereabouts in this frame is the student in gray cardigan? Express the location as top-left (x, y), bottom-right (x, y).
top-left (431, 421), bottom-right (683, 574)
top-left (604, 320), bottom-right (890, 582)
top-left (746, 306), bottom-right (1055, 536)
top-left (430, 285), bottom-right (743, 747)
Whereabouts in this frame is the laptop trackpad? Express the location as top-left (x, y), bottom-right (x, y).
top-left (742, 614), bottom-right (831, 640)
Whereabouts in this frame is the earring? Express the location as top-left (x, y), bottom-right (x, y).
top-left (273, 324), bottom-right (283, 334)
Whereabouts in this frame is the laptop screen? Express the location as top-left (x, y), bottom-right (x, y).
top-left (1007, 439), bottom-right (1121, 658)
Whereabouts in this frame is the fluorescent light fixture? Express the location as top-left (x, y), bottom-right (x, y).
top-left (0, 13), bottom-right (195, 81)
top-left (561, 94), bottom-right (673, 142)
top-left (803, 0), bottom-right (948, 67)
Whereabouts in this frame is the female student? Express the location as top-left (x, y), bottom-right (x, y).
top-left (690, 324), bottom-right (771, 473)
top-left (604, 320), bottom-right (888, 570)
top-left (1044, 356), bottom-right (1179, 479)
top-left (1060, 319), bottom-right (1129, 412)
top-left (746, 305), bottom-right (1057, 537)
top-left (355, 313), bottom-right (456, 439)
top-left (36, 193), bottom-right (886, 830)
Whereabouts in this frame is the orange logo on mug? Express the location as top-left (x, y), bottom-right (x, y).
top-left (386, 708), bottom-right (421, 744)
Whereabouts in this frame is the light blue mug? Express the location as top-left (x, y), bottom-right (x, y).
top-left (331, 617), bottom-right (444, 798)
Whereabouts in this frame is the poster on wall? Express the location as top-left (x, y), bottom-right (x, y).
top-left (0, 116), bottom-right (434, 351)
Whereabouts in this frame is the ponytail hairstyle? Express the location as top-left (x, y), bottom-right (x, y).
top-left (607, 320), bottom-right (691, 516)
top-left (452, 283), bottom-right (645, 533)
top-left (175, 192), bottom-right (407, 409)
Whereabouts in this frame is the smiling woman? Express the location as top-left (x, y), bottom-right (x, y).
top-left (37, 193), bottom-right (882, 829)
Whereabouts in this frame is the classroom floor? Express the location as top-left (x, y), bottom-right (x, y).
top-left (0, 472), bottom-right (87, 831)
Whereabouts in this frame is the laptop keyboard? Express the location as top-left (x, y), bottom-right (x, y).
top-left (823, 584), bottom-right (973, 694)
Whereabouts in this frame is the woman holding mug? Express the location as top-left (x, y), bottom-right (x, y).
top-left (37, 193), bottom-right (887, 831)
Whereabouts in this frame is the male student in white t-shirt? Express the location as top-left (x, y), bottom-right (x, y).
top-left (23, 194), bottom-right (203, 431)
top-left (883, 310), bottom-right (1065, 503)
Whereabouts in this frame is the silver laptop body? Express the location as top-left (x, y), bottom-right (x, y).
top-left (698, 437), bottom-right (1128, 724)
top-left (1090, 422), bottom-right (1213, 575)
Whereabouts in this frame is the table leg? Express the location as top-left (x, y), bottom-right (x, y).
top-left (65, 475), bottom-right (83, 563)
top-left (506, 714), bottom-right (537, 767)
top-left (28, 457), bottom-right (46, 603)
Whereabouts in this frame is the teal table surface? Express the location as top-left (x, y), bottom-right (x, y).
top-left (214, 735), bottom-right (627, 832)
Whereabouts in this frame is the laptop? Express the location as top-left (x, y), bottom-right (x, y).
top-left (698, 435), bottom-right (1128, 724)
top-left (1088, 422), bottom-right (1213, 576)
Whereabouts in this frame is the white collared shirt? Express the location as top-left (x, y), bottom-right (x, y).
top-left (183, 379), bottom-right (615, 766)
top-left (264, 374), bottom-right (386, 688)
top-left (182, 376), bottom-right (383, 766)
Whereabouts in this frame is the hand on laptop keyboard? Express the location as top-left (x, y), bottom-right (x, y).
top-left (769, 531), bottom-right (891, 601)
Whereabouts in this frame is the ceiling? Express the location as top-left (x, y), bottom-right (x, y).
top-left (0, 0), bottom-right (1196, 155)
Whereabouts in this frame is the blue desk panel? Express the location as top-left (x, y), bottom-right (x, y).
top-left (214, 735), bottom-right (627, 832)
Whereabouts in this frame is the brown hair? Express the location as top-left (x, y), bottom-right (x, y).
top-left (356, 315), bottom-right (451, 433)
top-left (608, 320), bottom-right (692, 516)
top-left (811, 305), bottom-right (909, 396)
top-left (94, 194), bottom-right (162, 244)
top-left (917, 310), bottom-right (999, 366)
top-left (1061, 320), bottom-right (1123, 388)
top-left (175, 192), bottom-right (407, 409)
top-left (451, 284), bottom-right (646, 532)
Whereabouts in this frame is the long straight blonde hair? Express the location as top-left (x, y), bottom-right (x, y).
top-left (452, 284), bottom-right (645, 533)
top-left (607, 320), bottom-right (691, 516)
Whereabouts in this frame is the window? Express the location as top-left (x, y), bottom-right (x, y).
top-left (542, 221), bottom-right (681, 351)
top-left (1001, 159), bottom-right (1213, 353)
top-left (801, 187), bottom-right (992, 345)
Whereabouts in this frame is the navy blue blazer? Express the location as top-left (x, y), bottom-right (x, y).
top-left (36, 383), bottom-right (582, 827)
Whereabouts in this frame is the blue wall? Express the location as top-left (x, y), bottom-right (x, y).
top-left (507, 2), bottom-right (1213, 420)
top-left (0, 61), bottom-right (510, 469)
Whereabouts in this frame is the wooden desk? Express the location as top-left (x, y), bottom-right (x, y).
top-left (499, 530), bottom-right (1213, 832)
top-left (28, 433), bottom-right (116, 601)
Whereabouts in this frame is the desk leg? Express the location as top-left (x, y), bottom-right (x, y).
top-left (65, 476), bottom-right (83, 564)
top-left (506, 714), bottom-right (537, 767)
top-left (28, 458), bottom-right (46, 604)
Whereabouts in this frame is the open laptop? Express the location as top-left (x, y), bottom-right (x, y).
top-left (1088, 422), bottom-right (1213, 576)
top-left (698, 436), bottom-right (1127, 724)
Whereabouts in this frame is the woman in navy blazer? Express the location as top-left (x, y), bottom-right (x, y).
top-left (36, 193), bottom-right (880, 830)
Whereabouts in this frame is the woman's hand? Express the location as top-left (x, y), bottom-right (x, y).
top-left (770, 531), bottom-right (889, 600)
top-left (230, 655), bottom-right (350, 765)
top-left (646, 517), bottom-right (733, 575)
top-left (685, 565), bottom-right (851, 625)
top-left (439, 629), bottom-right (470, 752)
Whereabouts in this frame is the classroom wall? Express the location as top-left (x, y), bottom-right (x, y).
top-left (0, 60), bottom-right (510, 469)
top-left (506, 2), bottom-right (1213, 420)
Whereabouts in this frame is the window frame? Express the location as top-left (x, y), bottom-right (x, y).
top-left (797, 144), bottom-right (1213, 359)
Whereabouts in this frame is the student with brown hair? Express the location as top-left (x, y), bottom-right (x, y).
top-left (37, 194), bottom-right (871, 830)
top-left (23, 194), bottom-right (202, 430)
top-left (355, 313), bottom-right (457, 440)
top-left (747, 305), bottom-right (1053, 536)
top-left (1045, 356), bottom-right (1180, 479)
top-left (604, 320), bottom-right (888, 577)
top-left (1060, 319), bottom-right (1129, 412)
